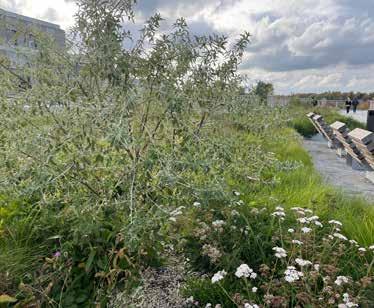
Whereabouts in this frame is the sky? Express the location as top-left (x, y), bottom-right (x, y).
top-left (2, 0), bottom-right (374, 95)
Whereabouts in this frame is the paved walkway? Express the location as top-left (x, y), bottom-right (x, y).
top-left (303, 134), bottom-right (374, 201)
top-left (339, 109), bottom-right (367, 124)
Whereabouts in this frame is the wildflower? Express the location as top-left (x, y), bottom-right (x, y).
top-left (304, 209), bottom-right (313, 214)
top-left (314, 264), bottom-right (320, 271)
top-left (291, 207), bottom-right (304, 211)
top-left (329, 220), bottom-right (343, 226)
top-left (349, 240), bottom-right (358, 245)
top-left (308, 215), bottom-right (319, 221)
top-left (338, 293), bottom-right (359, 307)
top-left (369, 245), bottom-right (374, 250)
top-left (295, 258), bottom-right (312, 267)
top-left (292, 240), bottom-right (303, 245)
top-left (328, 235), bottom-right (334, 240)
top-left (301, 227), bottom-right (312, 233)
top-left (276, 206), bottom-right (284, 211)
top-left (271, 211), bottom-right (285, 218)
top-left (297, 217), bottom-right (309, 224)
top-left (314, 221), bottom-right (323, 227)
top-left (288, 228), bottom-right (295, 233)
top-left (205, 304), bottom-right (212, 308)
top-left (212, 220), bottom-right (225, 228)
top-left (244, 304), bottom-right (259, 308)
top-left (250, 272), bottom-right (257, 279)
top-left (334, 233), bottom-right (348, 241)
top-left (273, 247), bottom-right (287, 258)
top-left (235, 264), bottom-right (253, 278)
top-left (358, 247), bottom-right (366, 252)
top-left (211, 270), bottom-right (227, 283)
top-left (335, 276), bottom-right (349, 286)
top-left (233, 191), bottom-right (241, 196)
top-left (252, 287), bottom-right (258, 293)
top-left (202, 245), bottom-right (222, 263)
top-left (284, 266), bottom-right (303, 283)
top-left (169, 217), bottom-right (177, 222)
top-left (53, 251), bottom-right (61, 258)
top-left (231, 210), bottom-right (240, 216)
top-left (193, 202), bottom-right (201, 207)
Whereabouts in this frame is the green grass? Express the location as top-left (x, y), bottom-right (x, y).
top-left (290, 106), bottom-right (366, 137)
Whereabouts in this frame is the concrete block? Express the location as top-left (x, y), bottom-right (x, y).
top-left (365, 171), bottom-right (374, 184)
top-left (330, 121), bottom-right (347, 133)
top-left (307, 112), bottom-right (315, 118)
top-left (348, 128), bottom-right (374, 145)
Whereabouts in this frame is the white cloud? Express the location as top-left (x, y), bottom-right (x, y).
top-left (2, 0), bottom-right (374, 94)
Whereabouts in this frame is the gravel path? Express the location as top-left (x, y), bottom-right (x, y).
top-left (303, 134), bottom-right (374, 201)
top-left (339, 109), bottom-right (368, 124)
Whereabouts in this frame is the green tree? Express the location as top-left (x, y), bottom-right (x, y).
top-left (254, 80), bottom-right (274, 102)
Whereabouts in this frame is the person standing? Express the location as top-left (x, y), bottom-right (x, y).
top-left (352, 97), bottom-right (359, 113)
top-left (345, 97), bottom-right (352, 113)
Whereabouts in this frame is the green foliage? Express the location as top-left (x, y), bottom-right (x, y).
top-left (253, 81), bottom-right (274, 102)
top-left (0, 1), bottom-right (373, 306)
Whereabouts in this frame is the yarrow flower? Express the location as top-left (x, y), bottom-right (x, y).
top-left (358, 247), bottom-right (366, 252)
top-left (235, 264), bottom-right (252, 278)
top-left (297, 217), bottom-right (309, 224)
top-left (314, 264), bottom-right (320, 271)
top-left (335, 276), bottom-right (349, 286)
top-left (252, 287), bottom-right (258, 293)
top-left (271, 211), bottom-right (285, 218)
top-left (288, 228), bottom-right (295, 233)
top-left (338, 293), bottom-right (359, 307)
top-left (211, 270), bottom-right (227, 283)
top-left (284, 266), bottom-right (303, 283)
top-left (295, 258), bottom-right (312, 267)
top-left (212, 220), bottom-right (226, 228)
top-left (193, 202), bottom-right (201, 207)
top-left (329, 220), bottom-right (343, 226)
top-left (244, 304), bottom-right (259, 308)
top-left (233, 191), bottom-right (241, 196)
top-left (301, 227), bottom-right (312, 233)
top-left (314, 221), bottom-right (323, 227)
top-left (292, 240), bottom-right (303, 245)
top-left (334, 233), bottom-right (348, 241)
top-left (273, 246), bottom-right (287, 258)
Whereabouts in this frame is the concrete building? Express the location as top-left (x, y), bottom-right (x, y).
top-left (0, 8), bottom-right (65, 65)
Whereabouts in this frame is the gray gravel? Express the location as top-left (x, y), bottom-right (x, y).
top-left (110, 254), bottom-right (189, 308)
top-left (303, 134), bottom-right (374, 201)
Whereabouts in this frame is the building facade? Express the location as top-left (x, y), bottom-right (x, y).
top-left (0, 8), bottom-right (65, 65)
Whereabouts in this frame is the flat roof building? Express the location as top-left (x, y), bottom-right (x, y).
top-left (0, 8), bottom-right (65, 65)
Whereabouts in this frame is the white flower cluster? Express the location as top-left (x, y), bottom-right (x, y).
top-left (235, 264), bottom-right (257, 279)
top-left (338, 293), bottom-right (358, 307)
top-left (211, 270), bottom-right (227, 283)
top-left (169, 206), bottom-right (185, 222)
top-left (335, 275), bottom-right (349, 286)
top-left (301, 227), bottom-right (312, 233)
top-left (244, 304), bottom-right (259, 308)
top-left (273, 246), bottom-right (287, 258)
top-left (284, 266), bottom-right (303, 283)
top-left (329, 220), bottom-right (343, 226)
top-left (212, 220), bottom-right (225, 228)
top-left (334, 233), bottom-right (348, 241)
top-left (292, 240), bottom-right (303, 245)
top-left (271, 206), bottom-right (286, 220)
top-left (295, 257), bottom-right (312, 267)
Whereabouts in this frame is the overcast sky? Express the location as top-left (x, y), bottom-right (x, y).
top-left (2, 0), bottom-right (374, 94)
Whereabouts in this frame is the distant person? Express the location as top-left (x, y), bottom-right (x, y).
top-left (352, 97), bottom-right (359, 113)
top-left (345, 97), bottom-right (352, 113)
top-left (312, 98), bottom-right (318, 107)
